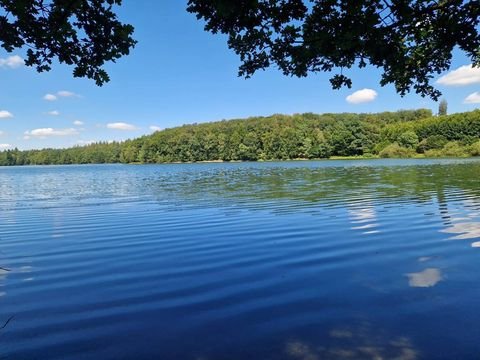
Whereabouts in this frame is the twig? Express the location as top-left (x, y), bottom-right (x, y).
top-left (0, 316), bottom-right (13, 331)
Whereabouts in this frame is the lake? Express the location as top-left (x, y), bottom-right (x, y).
top-left (1, 159), bottom-right (480, 359)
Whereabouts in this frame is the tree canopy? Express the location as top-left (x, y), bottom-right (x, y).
top-left (0, 0), bottom-right (136, 85)
top-left (187, 0), bottom-right (480, 100)
top-left (1, 1), bottom-right (478, 94)
top-left (6, 108), bottom-right (480, 166)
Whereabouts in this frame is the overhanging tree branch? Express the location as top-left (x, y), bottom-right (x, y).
top-left (187, 0), bottom-right (480, 100)
top-left (0, 0), bottom-right (136, 85)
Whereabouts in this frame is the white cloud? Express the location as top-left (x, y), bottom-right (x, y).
top-left (24, 127), bottom-right (78, 139)
top-left (0, 110), bottom-right (13, 119)
top-left (44, 90), bottom-right (79, 101)
top-left (437, 65), bottom-right (480, 86)
top-left (346, 88), bottom-right (378, 104)
top-left (57, 90), bottom-right (76, 97)
top-left (47, 110), bottom-right (60, 116)
top-left (149, 125), bottom-right (162, 132)
top-left (44, 94), bottom-right (57, 101)
top-left (73, 120), bottom-right (84, 126)
top-left (0, 55), bottom-right (24, 69)
top-left (464, 92), bottom-right (480, 104)
top-left (0, 144), bottom-right (12, 149)
top-left (107, 122), bottom-right (137, 131)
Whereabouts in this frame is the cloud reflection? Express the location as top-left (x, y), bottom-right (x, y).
top-left (0, 268), bottom-right (8, 297)
top-left (442, 222), bottom-right (480, 240)
top-left (439, 196), bottom-right (480, 247)
top-left (347, 201), bottom-right (380, 235)
top-left (286, 325), bottom-right (417, 360)
top-left (406, 268), bottom-right (442, 288)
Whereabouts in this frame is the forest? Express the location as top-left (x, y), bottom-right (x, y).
top-left (2, 109), bottom-right (480, 166)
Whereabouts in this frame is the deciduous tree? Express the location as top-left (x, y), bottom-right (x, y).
top-left (0, 0), bottom-right (136, 85)
top-left (439, 99), bottom-right (448, 116)
top-left (188, 0), bottom-right (480, 100)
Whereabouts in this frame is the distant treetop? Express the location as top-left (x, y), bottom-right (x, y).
top-left (187, 0), bottom-right (480, 100)
top-left (438, 99), bottom-right (448, 116)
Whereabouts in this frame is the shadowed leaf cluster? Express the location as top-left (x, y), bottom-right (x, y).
top-left (0, 0), bottom-right (136, 85)
top-left (187, 0), bottom-right (480, 99)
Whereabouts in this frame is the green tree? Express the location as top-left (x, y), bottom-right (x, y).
top-left (0, 0), bottom-right (136, 85)
top-left (417, 135), bottom-right (448, 153)
top-left (4, 109), bottom-right (480, 166)
top-left (398, 131), bottom-right (419, 149)
top-left (438, 99), bottom-right (448, 116)
top-left (379, 143), bottom-right (415, 158)
top-left (188, 0), bottom-right (480, 99)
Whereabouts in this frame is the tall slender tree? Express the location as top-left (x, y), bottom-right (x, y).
top-left (438, 99), bottom-right (448, 116)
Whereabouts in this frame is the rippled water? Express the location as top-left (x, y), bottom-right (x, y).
top-left (1, 159), bottom-right (480, 359)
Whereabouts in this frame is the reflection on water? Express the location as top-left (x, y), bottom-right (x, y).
top-left (1, 159), bottom-right (480, 359)
top-left (0, 269), bottom-right (8, 297)
top-left (439, 196), bottom-right (480, 246)
top-left (418, 256), bottom-right (435, 262)
top-left (347, 201), bottom-right (380, 235)
top-left (19, 266), bottom-right (34, 282)
top-left (286, 324), bottom-right (417, 360)
top-left (442, 222), bottom-right (480, 240)
top-left (406, 268), bottom-right (443, 288)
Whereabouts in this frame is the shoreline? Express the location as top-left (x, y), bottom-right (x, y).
top-left (2, 155), bottom-right (480, 167)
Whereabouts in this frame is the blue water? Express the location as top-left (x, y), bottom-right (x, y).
top-left (1, 159), bottom-right (480, 359)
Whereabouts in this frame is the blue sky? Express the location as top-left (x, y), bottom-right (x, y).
top-left (0, 1), bottom-right (479, 150)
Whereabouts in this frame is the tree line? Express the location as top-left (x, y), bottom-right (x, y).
top-left (2, 109), bottom-right (480, 166)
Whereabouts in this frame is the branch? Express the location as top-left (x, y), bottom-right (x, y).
top-left (0, 316), bottom-right (13, 331)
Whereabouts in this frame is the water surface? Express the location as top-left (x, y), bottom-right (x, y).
top-left (1, 159), bottom-right (480, 359)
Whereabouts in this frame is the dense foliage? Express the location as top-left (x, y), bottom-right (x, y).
top-left (188, 0), bottom-right (480, 100)
top-left (0, 0), bottom-right (136, 85)
top-left (1, 1), bottom-right (478, 93)
top-left (3, 109), bottom-right (480, 166)
top-left (0, 142), bottom-right (122, 166)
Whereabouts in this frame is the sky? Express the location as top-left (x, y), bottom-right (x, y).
top-left (0, 1), bottom-right (479, 150)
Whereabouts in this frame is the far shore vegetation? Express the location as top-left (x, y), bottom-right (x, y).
top-left (2, 109), bottom-right (480, 166)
